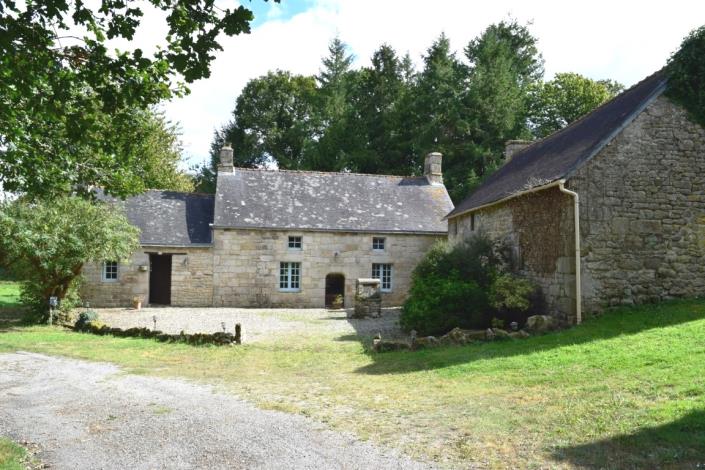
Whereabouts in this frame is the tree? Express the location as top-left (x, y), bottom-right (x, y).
top-left (0, 0), bottom-right (266, 198)
top-left (461, 20), bottom-right (544, 198)
top-left (529, 73), bottom-right (624, 137)
top-left (666, 25), bottom-right (705, 128)
top-left (0, 197), bottom-right (140, 321)
top-left (133, 110), bottom-right (194, 192)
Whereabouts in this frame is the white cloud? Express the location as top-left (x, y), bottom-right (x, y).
top-left (160, 0), bottom-right (705, 166)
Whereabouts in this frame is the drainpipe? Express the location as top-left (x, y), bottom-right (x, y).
top-left (558, 181), bottom-right (582, 325)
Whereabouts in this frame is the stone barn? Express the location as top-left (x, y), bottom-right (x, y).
top-left (82, 152), bottom-right (453, 308)
top-left (446, 71), bottom-right (705, 323)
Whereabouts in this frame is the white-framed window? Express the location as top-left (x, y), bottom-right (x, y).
top-left (102, 261), bottom-right (119, 282)
top-left (372, 263), bottom-right (392, 292)
top-left (279, 262), bottom-right (301, 292)
top-left (372, 237), bottom-right (386, 251)
top-left (288, 236), bottom-right (302, 250)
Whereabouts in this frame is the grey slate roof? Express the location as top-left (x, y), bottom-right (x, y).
top-left (99, 190), bottom-right (214, 246)
top-left (214, 169), bottom-right (453, 233)
top-left (447, 70), bottom-right (668, 218)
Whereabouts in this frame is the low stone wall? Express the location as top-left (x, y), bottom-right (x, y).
top-left (74, 321), bottom-right (241, 346)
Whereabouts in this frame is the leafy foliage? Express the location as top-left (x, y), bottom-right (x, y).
top-left (529, 73), bottom-right (623, 138)
top-left (0, 197), bottom-right (140, 321)
top-left (401, 236), bottom-right (498, 335)
top-left (666, 25), bottom-right (705, 129)
top-left (401, 236), bottom-right (543, 335)
top-left (0, 0), bottom-right (264, 198)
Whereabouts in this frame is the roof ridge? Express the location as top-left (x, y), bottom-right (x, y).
top-left (143, 189), bottom-right (214, 197)
top-left (229, 167), bottom-right (425, 180)
top-left (511, 69), bottom-right (668, 163)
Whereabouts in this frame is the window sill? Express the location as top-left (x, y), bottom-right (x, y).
top-left (279, 289), bottom-right (301, 293)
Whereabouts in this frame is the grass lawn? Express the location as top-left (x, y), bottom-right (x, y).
top-left (2, 301), bottom-right (705, 468)
top-left (0, 282), bottom-right (20, 308)
top-left (0, 438), bottom-right (27, 470)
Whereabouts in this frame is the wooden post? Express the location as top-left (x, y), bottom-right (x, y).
top-left (234, 323), bottom-right (241, 344)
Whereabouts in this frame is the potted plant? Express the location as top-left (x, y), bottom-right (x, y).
top-left (331, 294), bottom-right (344, 310)
top-left (132, 296), bottom-right (143, 310)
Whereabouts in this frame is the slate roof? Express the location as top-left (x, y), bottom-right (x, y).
top-left (214, 169), bottom-right (453, 233)
top-left (447, 70), bottom-right (668, 218)
top-left (99, 190), bottom-right (214, 246)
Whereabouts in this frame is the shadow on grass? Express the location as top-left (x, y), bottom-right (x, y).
top-left (353, 299), bottom-right (705, 375)
top-left (0, 307), bottom-right (28, 332)
top-left (552, 409), bottom-right (705, 468)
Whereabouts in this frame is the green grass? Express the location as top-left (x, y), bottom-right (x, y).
top-left (0, 282), bottom-right (20, 308)
top-left (2, 301), bottom-right (705, 468)
top-left (0, 438), bottom-right (27, 470)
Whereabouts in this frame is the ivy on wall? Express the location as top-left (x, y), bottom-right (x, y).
top-left (666, 26), bottom-right (705, 129)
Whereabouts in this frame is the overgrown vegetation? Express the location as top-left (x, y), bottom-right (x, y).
top-left (0, 282), bottom-right (21, 308)
top-left (401, 236), bottom-right (542, 335)
top-left (0, 197), bottom-right (140, 322)
top-left (1, 300), bottom-right (705, 468)
top-left (666, 25), bottom-right (705, 129)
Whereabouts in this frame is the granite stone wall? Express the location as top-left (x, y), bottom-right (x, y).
top-left (212, 229), bottom-right (442, 308)
top-left (81, 247), bottom-right (213, 307)
top-left (450, 95), bottom-right (705, 321)
top-left (570, 95), bottom-right (705, 312)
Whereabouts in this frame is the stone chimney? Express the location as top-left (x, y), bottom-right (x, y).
top-left (218, 143), bottom-right (234, 173)
top-left (504, 140), bottom-right (533, 162)
top-left (424, 152), bottom-right (443, 185)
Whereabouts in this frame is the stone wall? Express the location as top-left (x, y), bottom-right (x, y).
top-left (449, 188), bottom-right (577, 321)
top-left (212, 229), bottom-right (442, 308)
top-left (81, 247), bottom-right (213, 307)
top-left (570, 95), bottom-right (705, 312)
top-left (450, 95), bottom-right (705, 321)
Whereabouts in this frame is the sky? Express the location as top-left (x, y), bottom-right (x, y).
top-left (154, 0), bottom-right (705, 168)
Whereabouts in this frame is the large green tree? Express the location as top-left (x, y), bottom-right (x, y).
top-left (133, 110), bottom-right (194, 192)
top-left (529, 73), bottom-right (623, 138)
top-left (666, 25), bottom-right (705, 128)
top-left (0, 0), bottom-right (266, 198)
top-left (0, 197), bottom-right (140, 320)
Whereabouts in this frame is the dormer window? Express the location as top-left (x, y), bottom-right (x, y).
top-left (372, 237), bottom-right (385, 251)
top-left (288, 236), bottom-right (302, 250)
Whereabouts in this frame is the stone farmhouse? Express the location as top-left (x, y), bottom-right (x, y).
top-left (81, 152), bottom-right (453, 308)
top-left (446, 71), bottom-right (705, 324)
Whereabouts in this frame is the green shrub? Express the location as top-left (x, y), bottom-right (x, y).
top-left (401, 235), bottom-right (544, 336)
top-left (21, 277), bottom-right (83, 323)
top-left (74, 310), bottom-right (99, 329)
top-left (401, 236), bottom-right (498, 335)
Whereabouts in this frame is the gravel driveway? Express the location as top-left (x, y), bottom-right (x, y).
top-left (96, 307), bottom-right (406, 342)
top-left (0, 352), bottom-right (431, 470)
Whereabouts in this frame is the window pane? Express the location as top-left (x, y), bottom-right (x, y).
top-left (373, 237), bottom-right (385, 250)
top-left (288, 236), bottom-right (302, 248)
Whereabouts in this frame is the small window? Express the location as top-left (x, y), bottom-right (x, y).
top-left (471, 214), bottom-right (476, 231)
top-left (279, 262), bottom-right (301, 292)
top-left (372, 263), bottom-right (392, 292)
top-left (102, 261), bottom-right (119, 282)
top-left (288, 236), bottom-right (302, 250)
top-left (372, 237), bottom-right (386, 251)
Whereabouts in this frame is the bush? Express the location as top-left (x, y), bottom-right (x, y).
top-left (74, 310), bottom-right (99, 329)
top-left (401, 236), bottom-right (498, 335)
top-left (21, 277), bottom-right (83, 323)
top-left (401, 235), bottom-right (544, 336)
top-left (489, 273), bottom-right (545, 328)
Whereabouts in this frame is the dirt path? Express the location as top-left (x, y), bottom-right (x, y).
top-left (0, 352), bottom-right (431, 470)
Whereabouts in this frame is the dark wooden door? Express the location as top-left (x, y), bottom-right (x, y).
top-left (149, 254), bottom-right (172, 305)
top-left (325, 273), bottom-right (345, 308)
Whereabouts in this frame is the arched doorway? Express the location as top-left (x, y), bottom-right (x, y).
top-left (325, 273), bottom-right (345, 309)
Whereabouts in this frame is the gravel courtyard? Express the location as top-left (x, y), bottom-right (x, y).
top-left (0, 352), bottom-right (431, 469)
top-left (96, 307), bottom-right (406, 342)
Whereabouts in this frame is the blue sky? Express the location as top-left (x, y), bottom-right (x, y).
top-left (157, 0), bottom-right (705, 167)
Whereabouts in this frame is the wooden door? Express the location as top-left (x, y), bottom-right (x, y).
top-left (149, 254), bottom-right (172, 305)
